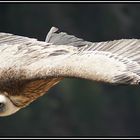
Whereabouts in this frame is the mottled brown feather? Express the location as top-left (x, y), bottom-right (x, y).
top-left (14, 77), bottom-right (63, 107)
top-left (0, 67), bottom-right (63, 107)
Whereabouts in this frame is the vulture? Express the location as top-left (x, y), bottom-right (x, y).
top-left (0, 27), bottom-right (140, 116)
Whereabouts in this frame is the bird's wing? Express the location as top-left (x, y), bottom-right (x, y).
top-left (0, 29), bottom-right (140, 86)
top-left (44, 27), bottom-right (140, 85)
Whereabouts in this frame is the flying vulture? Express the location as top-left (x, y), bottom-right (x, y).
top-left (0, 27), bottom-right (139, 116)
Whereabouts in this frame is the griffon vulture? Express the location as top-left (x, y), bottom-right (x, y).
top-left (0, 27), bottom-right (139, 116)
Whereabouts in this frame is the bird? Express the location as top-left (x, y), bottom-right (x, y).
top-left (0, 27), bottom-right (140, 117)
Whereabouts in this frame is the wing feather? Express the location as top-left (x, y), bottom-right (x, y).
top-left (0, 28), bottom-right (140, 85)
top-left (0, 32), bottom-right (37, 44)
top-left (44, 27), bottom-right (140, 85)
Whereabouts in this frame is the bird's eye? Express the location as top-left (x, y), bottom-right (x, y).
top-left (0, 94), bottom-right (20, 116)
top-left (0, 102), bottom-right (5, 112)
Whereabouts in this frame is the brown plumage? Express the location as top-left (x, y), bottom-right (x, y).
top-left (0, 27), bottom-right (140, 116)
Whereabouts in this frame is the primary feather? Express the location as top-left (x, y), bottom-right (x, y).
top-left (0, 27), bottom-right (140, 116)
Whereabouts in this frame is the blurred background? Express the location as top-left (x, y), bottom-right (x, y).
top-left (0, 3), bottom-right (140, 137)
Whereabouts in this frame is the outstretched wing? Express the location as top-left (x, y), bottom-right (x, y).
top-left (34, 27), bottom-right (140, 85)
top-left (0, 28), bottom-right (140, 86)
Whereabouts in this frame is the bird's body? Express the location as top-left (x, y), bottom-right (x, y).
top-left (0, 27), bottom-right (140, 116)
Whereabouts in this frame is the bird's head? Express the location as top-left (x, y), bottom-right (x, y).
top-left (0, 93), bottom-right (20, 116)
top-left (0, 91), bottom-right (44, 117)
